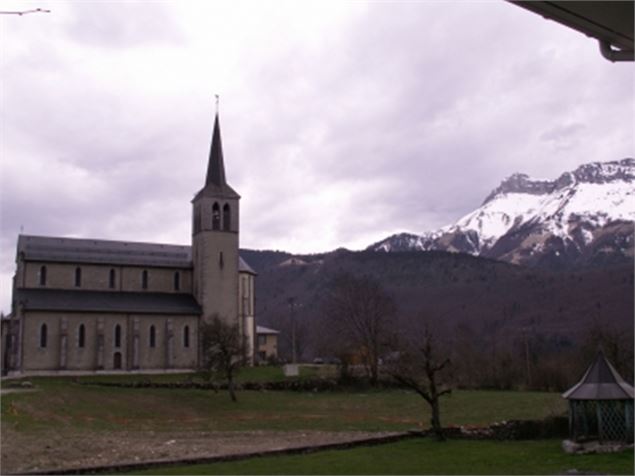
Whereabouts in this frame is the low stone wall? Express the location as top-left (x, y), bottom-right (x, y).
top-left (442, 416), bottom-right (569, 440)
top-left (78, 378), bottom-right (341, 392)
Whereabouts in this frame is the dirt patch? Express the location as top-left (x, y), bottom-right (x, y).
top-left (1, 427), bottom-right (405, 474)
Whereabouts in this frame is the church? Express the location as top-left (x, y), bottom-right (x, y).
top-left (2, 112), bottom-right (257, 374)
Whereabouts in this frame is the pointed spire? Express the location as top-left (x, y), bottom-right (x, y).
top-left (205, 102), bottom-right (226, 187)
top-left (193, 96), bottom-right (240, 202)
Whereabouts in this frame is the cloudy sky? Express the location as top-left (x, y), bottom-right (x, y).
top-left (1, 0), bottom-right (633, 312)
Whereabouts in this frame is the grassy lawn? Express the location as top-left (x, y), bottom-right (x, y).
top-left (129, 438), bottom-right (635, 475)
top-left (2, 376), bottom-right (566, 433)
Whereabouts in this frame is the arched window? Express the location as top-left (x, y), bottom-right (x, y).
top-left (174, 271), bottom-right (180, 291)
top-left (78, 324), bottom-right (85, 348)
top-left (223, 203), bottom-right (231, 231)
top-left (39, 265), bottom-right (47, 286)
top-left (114, 324), bottom-right (121, 348)
top-left (212, 202), bottom-right (221, 230)
top-left (39, 323), bottom-right (47, 348)
top-left (74, 267), bottom-right (82, 287)
top-left (149, 325), bottom-right (156, 348)
top-left (109, 269), bottom-right (116, 289)
top-left (142, 270), bottom-right (148, 290)
top-left (183, 325), bottom-right (190, 348)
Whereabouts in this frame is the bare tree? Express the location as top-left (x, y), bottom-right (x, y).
top-left (200, 315), bottom-right (247, 402)
top-left (321, 273), bottom-right (396, 385)
top-left (388, 322), bottom-right (452, 441)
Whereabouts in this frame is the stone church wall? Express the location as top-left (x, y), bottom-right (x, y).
top-left (21, 311), bottom-right (198, 371)
top-left (22, 261), bottom-right (192, 294)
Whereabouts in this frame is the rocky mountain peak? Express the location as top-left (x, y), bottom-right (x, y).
top-left (483, 173), bottom-right (554, 205)
top-left (483, 158), bottom-right (634, 205)
top-left (569, 158), bottom-right (634, 185)
top-left (369, 158), bottom-right (634, 267)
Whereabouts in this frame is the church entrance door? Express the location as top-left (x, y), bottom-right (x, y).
top-left (113, 352), bottom-right (122, 370)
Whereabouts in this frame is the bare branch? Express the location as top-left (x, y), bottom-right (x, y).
top-left (0, 8), bottom-right (51, 15)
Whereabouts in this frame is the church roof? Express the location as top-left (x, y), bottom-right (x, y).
top-left (239, 256), bottom-right (257, 275)
top-left (17, 235), bottom-right (257, 273)
top-left (562, 351), bottom-right (634, 400)
top-left (18, 235), bottom-right (192, 268)
top-left (193, 112), bottom-right (240, 201)
top-left (15, 288), bottom-right (201, 315)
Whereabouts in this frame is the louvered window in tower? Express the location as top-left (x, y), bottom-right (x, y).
top-left (212, 202), bottom-right (221, 230)
top-left (223, 203), bottom-right (231, 231)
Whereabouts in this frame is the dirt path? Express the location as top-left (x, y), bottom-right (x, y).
top-left (1, 428), bottom-right (405, 474)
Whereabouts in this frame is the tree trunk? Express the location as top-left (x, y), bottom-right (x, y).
top-left (430, 398), bottom-right (444, 441)
top-left (228, 374), bottom-right (237, 402)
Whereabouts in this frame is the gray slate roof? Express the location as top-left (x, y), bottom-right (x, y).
top-left (239, 256), bottom-right (257, 275)
top-left (17, 235), bottom-right (257, 273)
top-left (18, 235), bottom-right (192, 268)
top-left (15, 288), bottom-right (201, 315)
top-left (562, 351), bottom-right (634, 400)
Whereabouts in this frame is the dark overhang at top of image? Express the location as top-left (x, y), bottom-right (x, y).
top-left (510, 1), bottom-right (634, 62)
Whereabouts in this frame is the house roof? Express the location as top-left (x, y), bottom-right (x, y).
top-left (562, 351), bottom-right (634, 400)
top-left (511, 1), bottom-right (633, 61)
top-left (15, 288), bottom-right (201, 315)
top-left (256, 325), bottom-right (279, 335)
top-left (17, 235), bottom-right (257, 273)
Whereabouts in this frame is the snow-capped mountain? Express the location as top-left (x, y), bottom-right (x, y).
top-left (369, 158), bottom-right (635, 267)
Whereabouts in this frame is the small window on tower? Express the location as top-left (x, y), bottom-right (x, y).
top-left (223, 203), bottom-right (231, 231)
top-left (174, 271), bottom-right (180, 291)
top-left (109, 269), bottom-right (116, 289)
top-left (75, 267), bottom-right (82, 287)
top-left (212, 202), bottom-right (221, 230)
top-left (142, 270), bottom-right (148, 290)
top-left (219, 251), bottom-right (224, 269)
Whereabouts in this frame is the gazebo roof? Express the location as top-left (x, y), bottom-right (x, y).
top-left (562, 351), bottom-right (634, 400)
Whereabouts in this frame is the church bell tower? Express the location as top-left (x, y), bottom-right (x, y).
top-left (192, 108), bottom-right (240, 326)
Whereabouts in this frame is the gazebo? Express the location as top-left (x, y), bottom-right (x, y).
top-left (562, 351), bottom-right (634, 443)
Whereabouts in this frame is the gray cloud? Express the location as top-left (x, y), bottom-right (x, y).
top-left (1, 1), bottom-right (632, 312)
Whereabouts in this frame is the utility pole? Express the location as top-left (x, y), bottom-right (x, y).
top-left (523, 327), bottom-right (532, 389)
top-left (288, 297), bottom-right (297, 364)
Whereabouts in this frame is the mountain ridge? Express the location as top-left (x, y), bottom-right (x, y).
top-left (369, 158), bottom-right (634, 267)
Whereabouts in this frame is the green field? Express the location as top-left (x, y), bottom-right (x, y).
top-left (130, 439), bottom-right (635, 475)
top-left (2, 375), bottom-right (566, 432)
top-left (2, 373), bottom-right (632, 475)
